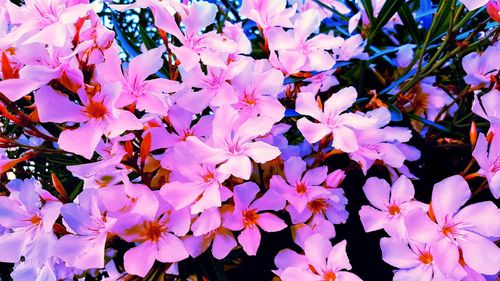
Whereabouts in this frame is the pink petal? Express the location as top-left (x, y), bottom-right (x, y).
top-left (304, 234), bottom-right (331, 272)
top-left (257, 212), bottom-right (286, 232)
top-left (266, 28), bottom-right (296, 50)
top-left (212, 228), bottom-right (237, 259)
top-left (362, 177), bottom-right (390, 210)
top-left (0, 78), bottom-right (41, 101)
top-left (390, 175), bottom-right (415, 204)
top-left (295, 91), bottom-right (323, 120)
top-left (182, 235), bottom-right (209, 258)
top-left (431, 175), bottom-right (471, 225)
top-left (404, 209), bottom-right (440, 243)
top-left (156, 233), bottom-right (189, 263)
top-left (128, 46), bottom-right (166, 85)
top-left (250, 188), bottom-right (286, 212)
top-left (24, 22), bottom-right (67, 47)
top-left (453, 201), bottom-right (500, 237)
top-left (336, 272), bottom-right (363, 281)
top-left (184, 136), bottom-right (228, 164)
top-left (458, 231), bottom-right (500, 275)
top-left (123, 242), bottom-right (157, 277)
top-left (297, 118), bottom-right (330, 144)
top-left (379, 237), bottom-right (418, 269)
top-left (327, 240), bottom-right (351, 271)
top-left (284, 156), bottom-right (307, 185)
top-left (393, 265), bottom-right (433, 281)
top-left (358, 205), bottom-right (388, 232)
top-left (171, 46), bottom-right (200, 71)
top-left (303, 166), bottom-right (328, 186)
top-left (244, 141), bottom-right (281, 163)
top-left (35, 86), bottom-right (86, 123)
top-left (0, 231), bottom-right (29, 263)
top-left (218, 155), bottom-right (253, 180)
top-left (238, 226), bottom-right (261, 256)
top-left (431, 237), bottom-right (460, 277)
top-left (280, 267), bottom-right (319, 281)
top-left (331, 126), bottom-right (358, 152)
top-left (274, 249), bottom-right (308, 269)
top-left (293, 9), bottom-right (321, 40)
top-left (323, 86), bottom-right (357, 116)
top-left (160, 181), bottom-right (205, 211)
top-left (58, 123), bottom-right (105, 159)
top-left (233, 182), bottom-right (260, 209)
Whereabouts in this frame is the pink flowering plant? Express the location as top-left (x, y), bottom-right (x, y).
top-left (0, 0), bottom-right (499, 280)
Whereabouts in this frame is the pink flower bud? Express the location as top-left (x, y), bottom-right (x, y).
top-left (325, 169), bottom-right (346, 188)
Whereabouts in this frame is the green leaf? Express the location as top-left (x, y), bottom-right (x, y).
top-left (386, 103), bottom-right (403, 122)
top-left (112, 13), bottom-right (140, 58)
top-left (407, 113), bottom-right (457, 134)
top-left (369, 0), bottom-right (405, 42)
top-left (398, 2), bottom-right (422, 44)
top-left (429, 0), bottom-right (453, 39)
top-left (139, 26), bottom-right (158, 50)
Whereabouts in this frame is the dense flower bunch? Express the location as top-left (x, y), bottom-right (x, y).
top-left (0, 0), bottom-right (499, 280)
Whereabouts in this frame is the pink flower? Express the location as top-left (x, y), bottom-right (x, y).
top-left (266, 9), bottom-right (342, 73)
top-left (54, 189), bottom-right (116, 270)
top-left (460, 0), bottom-right (489, 10)
top-left (404, 175), bottom-right (500, 276)
top-left (0, 179), bottom-right (61, 276)
top-left (275, 234), bottom-right (362, 281)
top-left (35, 84), bottom-right (142, 159)
top-left (296, 87), bottom-right (378, 152)
top-left (462, 45), bottom-right (500, 88)
top-left (472, 133), bottom-right (500, 198)
top-left (488, 0), bottom-right (500, 22)
top-left (380, 237), bottom-right (467, 281)
top-left (270, 156), bottom-right (329, 212)
top-left (111, 196), bottom-right (190, 277)
top-left (223, 182), bottom-right (287, 255)
top-left (97, 45), bottom-right (182, 115)
top-left (359, 176), bottom-right (427, 238)
top-left (185, 106), bottom-right (281, 180)
top-left (240, 0), bottom-right (296, 29)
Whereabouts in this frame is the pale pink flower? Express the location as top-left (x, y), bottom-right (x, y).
top-left (275, 234), bottom-right (362, 281)
top-left (266, 9), bottom-right (342, 73)
top-left (460, 0), bottom-right (489, 10)
top-left (112, 196), bottom-right (190, 277)
top-left (404, 175), bottom-right (500, 276)
top-left (240, 0), bottom-right (296, 29)
top-left (223, 182), bottom-right (287, 255)
top-left (54, 189), bottom-right (116, 270)
top-left (462, 45), bottom-right (500, 87)
top-left (185, 106), bottom-right (281, 180)
top-left (380, 237), bottom-right (467, 281)
top-left (270, 156), bottom-right (330, 212)
top-left (301, 69), bottom-right (340, 94)
top-left (472, 133), bottom-right (500, 198)
top-left (35, 84), bottom-right (142, 159)
top-left (296, 87), bottom-right (378, 152)
top-left (334, 34), bottom-right (369, 61)
top-left (359, 176), bottom-right (427, 238)
top-left (97, 45), bottom-right (182, 115)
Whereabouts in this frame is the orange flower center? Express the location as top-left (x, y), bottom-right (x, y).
top-left (308, 198), bottom-right (329, 214)
top-left (323, 271), bottom-right (337, 281)
top-left (242, 209), bottom-right (260, 227)
top-left (387, 204), bottom-right (400, 215)
top-left (139, 220), bottom-right (167, 242)
top-left (442, 225), bottom-right (455, 237)
top-left (27, 214), bottom-right (42, 226)
top-left (84, 100), bottom-right (107, 119)
top-left (295, 182), bottom-right (307, 194)
top-left (418, 252), bottom-right (433, 264)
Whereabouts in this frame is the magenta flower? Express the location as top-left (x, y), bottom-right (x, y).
top-left (223, 182), bottom-right (287, 255)
top-left (296, 87), bottom-right (377, 152)
top-left (275, 234), bottom-right (362, 281)
top-left (185, 106), bottom-right (281, 180)
top-left (472, 89), bottom-right (500, 131)
top-left (404, 175), bottom-right (500, 276)
top-left (359, 176), bottom-right (427, 238)
top-left (240, 0), bottom-right (296, 29)
top-left (111, 197), bottom-right (190, 277)
top-left (462, 45), bottom-right (500, 87)
top-left (270, 156), bottom-right (329, 212)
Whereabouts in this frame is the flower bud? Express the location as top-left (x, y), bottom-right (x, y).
top-left (488, 0), bottom-right (500, 23)
top-left (325, 169), bottom-right (346, 188)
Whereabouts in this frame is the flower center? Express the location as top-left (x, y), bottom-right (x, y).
top-left (308, 198), bottom-right (329, 214)
top-left (84, 100), bottom-right (108, 119)
top-left (26, 214), bottom-right (42, 226)
top-left (323, 271), bottom-right (337, 281)
top-left (242, 92), bottom-right (257, 106)
top-left (140, 221), bottom-right (167, 242)
top-left (295, 182), bottom-right (308, 194)
top-left (242, 209), bottom-right (260, 227)
top-left (442, 224), bottom-right (456, 237)
top-left (418, 252), bottom-right (433, 264)
top-left (387, 204), bottom-right (400, 215)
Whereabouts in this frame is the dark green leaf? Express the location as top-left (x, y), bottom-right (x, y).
top-left (139, 26), bottom-right (158, 50)
top-left (407, 113), bottom-right (454, 134)
top-left (398, 2), bottom-right (422, 44)
top-left (112, 13), bottom-right (140, 58)
top-left (360, 0), bottom-right (375, 23)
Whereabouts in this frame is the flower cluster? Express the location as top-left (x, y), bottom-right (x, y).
top-left (0, 0), bottom-right (499, 280)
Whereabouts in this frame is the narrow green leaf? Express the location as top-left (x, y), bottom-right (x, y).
top-left (112, 14), bottom-right (140, 58)
top-left (407, 113), bottom-right (456, 134)
top-left (386, 103), bottom-right (403, 122)
top-left (139, 26), bottom-right (158, 50)
top-left (369, 0), bottom-right (405, 41)
top-left (398, 2), bottom-right (422, 44)
top-left (429, 0), bottom-right (453, 39)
